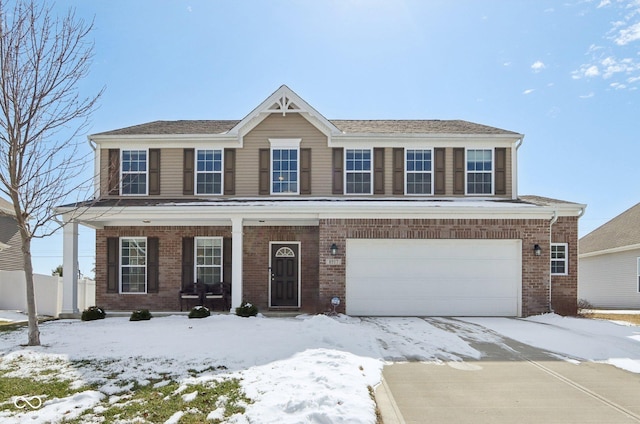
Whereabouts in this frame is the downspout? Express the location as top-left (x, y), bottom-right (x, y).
top-left (513, 136), bottom-right (524, 200)
top-left (87, 137), bottom-right (98, 200)
top-left (548, 210), bottom-right (558, 313)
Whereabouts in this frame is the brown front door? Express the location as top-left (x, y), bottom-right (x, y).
top-left (270, 243), bottom-right (299, 307)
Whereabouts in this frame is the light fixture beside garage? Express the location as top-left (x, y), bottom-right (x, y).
top-left (534, 244), bottom-right (542, 256)
top-left (330, 243), bottom-right (338, 256)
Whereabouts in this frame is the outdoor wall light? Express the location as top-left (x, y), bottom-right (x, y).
top-left (534, 244), bottom-right (542, 256)
top-left (330, 243), bottom-right (338, 256)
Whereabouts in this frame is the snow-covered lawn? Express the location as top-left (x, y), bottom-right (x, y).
top-left (1, 312), bottom-right (640, 423)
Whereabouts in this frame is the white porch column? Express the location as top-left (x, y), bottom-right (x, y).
top-left (61, 220), bottom-right (79, 316)
top-left (230, 217), bottom-right (243, 312)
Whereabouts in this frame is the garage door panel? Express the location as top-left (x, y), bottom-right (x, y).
top-left (346, 239), bottom-right (521, 317)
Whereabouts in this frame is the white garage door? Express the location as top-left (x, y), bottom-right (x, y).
top-left (346, 239), bottom-right (522, 317)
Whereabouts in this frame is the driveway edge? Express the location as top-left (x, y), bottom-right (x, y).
top-left (374, 375), bottom-right (405, 424)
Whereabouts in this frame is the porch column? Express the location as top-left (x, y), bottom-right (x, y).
top-left (61, 220), bottom-right (79, 317)
top-left (230, 217), bottom-right (243, 312)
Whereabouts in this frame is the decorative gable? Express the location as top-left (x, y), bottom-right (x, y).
top-left (228, 85), bottom-right (341, 140)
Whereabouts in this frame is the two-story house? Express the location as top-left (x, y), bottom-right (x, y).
top-left (56, 85), bottom-right (585, 317)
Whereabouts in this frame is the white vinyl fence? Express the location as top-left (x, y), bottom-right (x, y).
top-left (0, 270), bottom-right (95, 317)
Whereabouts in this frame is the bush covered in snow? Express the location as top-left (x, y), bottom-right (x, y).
top-left (129, 309), bottom-right (152, 321)
top-left (188, 305), bottom-right (210, 319)
top-left (81, 306), bottom-right (106, 321)
top-left (235, 302), bottom-right (258, 317)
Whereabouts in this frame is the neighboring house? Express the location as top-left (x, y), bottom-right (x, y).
top-left (56, 85), bottom-right (585, 317)
top-left (0, 197), bottom-right (23, 271)
top-left (578, 202), bottom-right (640, 309)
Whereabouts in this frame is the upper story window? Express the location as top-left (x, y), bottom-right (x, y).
top-left (195, 237), bottom-right (223, 284)
top-left (345, 149), bottom-right (372, 194)
top-left (466, 149), bottom-right (493, 195)
top-left (121, 150), bottom-right (147, 195)
top-left (120, 237), bottom-right (147, 293)
top-left (269, 139), bottom-right (301, 195)
top-left (272, 148), bottom-right (299, 194)
top-left (551, 243), bottom-right (568, 275)
top-left (196, 149), bottom-right (223, 195)
top-left (406, 149), bottom-right (432, 195)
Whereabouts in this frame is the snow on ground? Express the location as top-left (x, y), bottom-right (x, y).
top-left (1, 312), bottom-right (639, 423)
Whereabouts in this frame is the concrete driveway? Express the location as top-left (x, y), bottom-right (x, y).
top-left (376, 318), bottom-right (640, 424)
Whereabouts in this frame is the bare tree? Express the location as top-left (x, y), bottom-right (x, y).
top-left (0, 0), bottom-right (102, 345)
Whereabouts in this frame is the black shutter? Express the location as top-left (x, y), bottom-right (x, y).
top-left (434, 148), bottom-right (445, 195)
top-left (146, 238), bottom-right (159, 293)
top-left (182, 237), bottom-right (194, 289)
top-left (259, 148), bottom-right (270, 195)
top-left (224, 149), bottom-right (235, 195)
top-left (392, 148), bottom-right (404, 195)
top-left (453, 148), bottom-right (465, 195)
top-left (495, 148), bottom-right (506, 195)
top-left (107, 237), bottom-right (118, 293)
top-left (300, 148), bottom-right (311, 195)
top-left (108, 149), bottom-right (120, 195)
top-left (223, 237), bottom-right (232, 284)
top-left (374, 148), bottom-right (385, 195)
top-left (183, 149), bottom-right (194, 195)
top-left (332, 148), bottom-right (343, 194)
top-left (149, 149), bottom-right (160, 195)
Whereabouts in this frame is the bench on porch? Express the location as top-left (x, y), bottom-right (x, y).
top-left (179, 281), bottom-right (230, 312)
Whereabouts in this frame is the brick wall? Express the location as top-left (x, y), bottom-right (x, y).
top-left (96, 226), bottom-right (230, 311)
top-left (95, 225), bottom-right (319, 313)
top-left (317, 218), bottom-right (574, 317)
top-left (550, 216), bottom-right (579, 315)
top-left (94, 217), bottom-right (578, 317)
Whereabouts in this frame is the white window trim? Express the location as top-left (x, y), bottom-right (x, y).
top-left (119, 237), bottom-right (147, 294)
top-left (465, 148), bottom-right (494, 196)
top-left (194, 236), bottom-right (223, 284)
top-left (270, 147), bottom-right (300, 195)
top-left (344, 148), bottom-right (373, 195)
top-left (551, 243), bottom-right (569, 276)
top-left (405, 148), bottom-right (434, 196)
top-left (120, 148), bottom-right (149, 196)
top-left (195, 148), bottom-right (224, 196)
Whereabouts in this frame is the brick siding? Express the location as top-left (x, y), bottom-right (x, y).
top-left (95, 217), bottom-right (577, 317)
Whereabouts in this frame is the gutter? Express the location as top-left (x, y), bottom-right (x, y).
top-left (548, 210), bottom-right (558, 313)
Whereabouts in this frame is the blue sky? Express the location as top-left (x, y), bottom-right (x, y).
top-left (26, 0), bottom-right (640, 276)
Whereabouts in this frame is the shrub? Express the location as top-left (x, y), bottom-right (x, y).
top-left (235, 302), bottom-right (258, 317)
top-left (130, 309), bottom-right (152, 321)
top-left (81, 306), bottom-right (106, 321)
top-left (188, 305), bottom-right (210, 319)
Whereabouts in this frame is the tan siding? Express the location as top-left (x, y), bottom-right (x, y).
top-left (237, 114), bottom-right (330, 196)
top-left (160, 148), bottom-right (183, 197)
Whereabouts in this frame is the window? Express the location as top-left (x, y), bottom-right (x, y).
top-left (406, 149), bottom-right (432, 195)
top-left (466, 149), bottom-right (492, 194)
top-left (121, 150), bottom-right (147, 195)
top-left (195, 237), bottom-right (223, 284)
top-left (551, 243), bottom-right (568, 275)
top-left (120, 238), bottom-right (147, 293)
top-left (345, 149), bottom-right (372, 194)
top-left (272, 148), bottom-right (299, 194)
top-left (196, 149), bottom-right (223, 195)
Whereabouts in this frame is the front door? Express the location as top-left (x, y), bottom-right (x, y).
top-left (270, 242), bottom-right (299, 307)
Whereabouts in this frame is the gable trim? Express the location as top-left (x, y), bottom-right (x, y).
top-left (228, 85), bottom-right (341, 140)
top-left (579, 243), bottom-right (640, 259)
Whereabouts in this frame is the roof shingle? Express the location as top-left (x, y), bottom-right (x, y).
top-left (93, 119), bottom-right (519, 136)
top-left (579, 202), bottom-right (640, 254)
